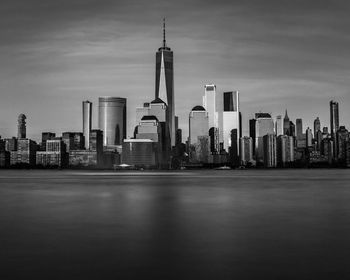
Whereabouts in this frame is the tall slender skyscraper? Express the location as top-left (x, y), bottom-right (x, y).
top-left (314, 117), bottom-right (321, 135)
top-left (203, 84), bottom-right (217, 129)
top-left (275, 115), bottom-right (283, 136)
top-left (330, 100), bottom-right (339, 157)
top-left (98, 97), bottom-right (126, 146)
top-left (82, 100), bottom-right (92, 149)
top-left (155, 19), bottom-right (175, 146)
top-left (17, 114), bottom-right (26, 139)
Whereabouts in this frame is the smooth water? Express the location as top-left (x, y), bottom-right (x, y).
top-left (1, 169), bottom-right (350, 279)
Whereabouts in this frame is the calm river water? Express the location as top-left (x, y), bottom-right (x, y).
top-left (0, 169), bottom-right (350, 279)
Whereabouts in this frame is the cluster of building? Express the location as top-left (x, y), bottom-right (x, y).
top-left (1, 22), bottom-right (349, 169)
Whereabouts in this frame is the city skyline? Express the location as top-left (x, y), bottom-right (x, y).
top-left (0, 0), bottom-right (350, 141)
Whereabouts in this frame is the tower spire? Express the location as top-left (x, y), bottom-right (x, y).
top-left (163, 18), bottom-right (166, 48)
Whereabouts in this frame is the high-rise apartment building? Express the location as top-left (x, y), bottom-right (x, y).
top-left (82, 100), bottom-right (92, 149)
top-left (203, 84), bottom-right (217, 129)
top-left (98, 97), bottom-right (126, 146)
top-left (222, 91), bottom-right (240, 153)
top-left (17, 114), bottom-right (26, 139)
top-left (155, 19), bottom-right (175, 146)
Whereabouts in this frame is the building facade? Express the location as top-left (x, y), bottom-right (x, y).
top-left (82, 100), bottom-right (92, 149)
top-left (222, 91), bottom-right (240, 153)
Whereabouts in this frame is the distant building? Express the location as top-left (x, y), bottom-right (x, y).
top-left (296, 118), bottom-right (303, 139)
top-left (209, 127), bottom-right (220, 154)
top-left (222, 91), bottom-right (240, 153)
top-left (321, 138), bottom-right (334, 164)
top-left (337, 126), bottom-right (349, 164)
top-left (255, 113), bottom-right (274, 164)
top-left (69, 150), bottom-right (98, 167)
top-left (17, 114), bottom-right (26, 139)
top-left (283, 110), bottom-right (290, 136)
top-left (263, 134), bottom-right (277, 168)
top-left (277, 135), bottom-right (294, 167)
top-left (203, 84), bottom-right (218, 129)
top-left (330, 100), bottom-right (339, 158)
top-left (240, 137), bottom-right (253, 166)
top-left (230, 129), bottom-right (239, 166)
top-left (306, 127), bottom-right (313, 148)
top-left (314, 117), bottom-right (321, 136)
top-left (82, 100), bottom-right (92, 149)
top-left (62, 132), bottom-right (84, 152)
top-left (275, 115), bottom-right (283, 136)
top-left (249, 118), bottom-right (256, 155)
top-left (5, 137), bottom-right (17, 152)
top-left (189, 106), bottom-right (209, 163)
top-left (289, 121), bottom-right (295, 137)
top-left (15, 139), bottom-right (37, 166)
top-left (99, 97), bottom-right (127, 146)
top-left (136, 103), bottom-right (150, 125)
top-left (41, 132), bottom-right (56, 151)
top-left (36, 139), bottom-right (67, 167)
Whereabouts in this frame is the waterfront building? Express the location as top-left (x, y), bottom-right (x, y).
top-left (330, 100), bottom-right (339, 158)
top-left (296, 134), bottom-right (306, 149)
top-left (69, 150), bottom-right (98, 167)
top-left (89, 129), bottom-right (103, 166)
top-left (240, 136), bottom-right (253, 166)
top-left (346, 141), bottom-right (350, 168)
top-left (82, 100), bottom-right (92, 149)
top-left (0, 151), bottom-right (10, 167)
top-left (275, 115), bottom-right (283, 136)
top-left (98, 97), bottom-right (126, 146)
top-left (222, 91), bottom-right (240, 153)
top-left (277, 135), bottom-right (294, 167)
top-left (321, 138), bottom-right (334, 164)
top-left (17, 114), bottom-right (26, 139)
top-left (283, 110), bottom-right (290, 136)
top-left (296, 118), bottom-right (303, 139)
top-left (255, 113), bottom-right (274, 163)
top-left (155, 19), bottom-right (175, 146)
top-left (263, 134), bottom-right (277, 168)
top-left (203, 84), bottom-right (218, 129)
top-left (122, 139), bottom-right (158, 167)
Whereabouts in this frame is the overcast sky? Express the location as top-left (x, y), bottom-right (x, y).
top-left (0, 0), bottom-right (349, 141)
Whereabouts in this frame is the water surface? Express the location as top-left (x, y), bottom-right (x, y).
top-left (1, 169), bottom-right (349, 279)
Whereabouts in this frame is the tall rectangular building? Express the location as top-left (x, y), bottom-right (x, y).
top-left (240, 137), bottom-right (253, 165)
top-left (203, 84), bottom-right (217, 129)
top-left (275, 115), bottom-right (283, 136)
top-left (296, 118), bottom-right (303, 139)
top-left (330, 100), bottom-right (339, 158)
top-left (82, 100), bottom-right (92, 150)
top-left (222, 91), bottom-right (240, 154)
top-left (255, 113), bottom-right (274, 163)
top-left (263, 134), bottom-right (277, 168)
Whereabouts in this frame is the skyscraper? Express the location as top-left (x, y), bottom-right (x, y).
top-left (263, 134), bottom-right (277, 168)
top-left (330, 100), bottom-right (339, 157)
top-left (222, 91), bottom-right (240, 153)
top-left (240, 137), bottom-right (253, 166)
top-left (277, 135), bottom-right (294, 167)
top-left (82, 100), bottom-right (92, 149)
top-left (98, 97), bottom-right (126, 146)
top-left (296, 118), bottom-right (303, 139)
top-left (306, 127), bottom-right (313, 148)
top-left (283, 110), bottom-right (290, 136)
top-left (275, 115), bottom-right (283, 136)
top-left (17, 114), bottom-right (26, 139)
top-left (203, 84), bottom-right (217, 129)
top-left (188, 106), bottom-right (209, 146)
top-left (155, 19), bottom-right (175, 146)
top-left (314, 117), bottom-right (321, 135)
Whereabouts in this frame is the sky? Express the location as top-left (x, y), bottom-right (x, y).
top-left (0, 0), bottom-right (349, 141)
